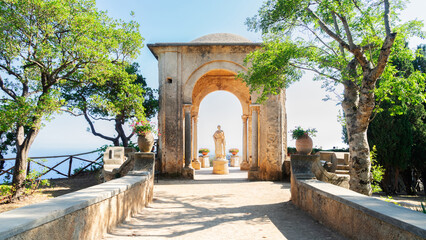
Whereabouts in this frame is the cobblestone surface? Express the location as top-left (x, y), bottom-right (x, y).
top-left (103, 167), bottom-right (347, 240)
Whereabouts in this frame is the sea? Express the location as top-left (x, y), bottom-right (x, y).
top-left (1, 148), bottom-right (103, 183)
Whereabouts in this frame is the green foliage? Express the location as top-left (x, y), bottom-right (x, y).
top-left (229, 148), bottom-right (239, 153)
top-left (290, 126), bottom-right (317, 140)
top-left (368, 44), bottom-right (426, 194)
top-left (72, 162), bottom-right (102, 175)
top-left (241, 0), bottom-right (425, 113)
top-left (421, 202), bottom-right (426, 214)
top-left (380, 196), bottom-right (401, 206)
top-left (0, 160), bottom-right (50, 203)
top-left (63, 62), bottom-right (158, 146)
top-left (131, 120), bottom-right (158, 135)
top-left (368, 102), bottom-right (413, 171)
top-left (370, 146), bottom-right (385, 193)
top-left (0, 0), bottom-right (143, 191)
top-left (198, 148), bottom-right (210, 153)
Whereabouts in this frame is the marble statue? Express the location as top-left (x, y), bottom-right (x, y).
top-left (213, 125), bottom-right (226, 159)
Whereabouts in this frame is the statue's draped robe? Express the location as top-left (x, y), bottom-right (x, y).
top-left (213, 130), bottom-right (226, 159)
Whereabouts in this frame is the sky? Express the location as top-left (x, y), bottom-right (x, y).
top-left (7, 0), bottom-right (425, 158)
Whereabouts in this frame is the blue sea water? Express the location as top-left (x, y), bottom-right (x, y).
top-left (1, 148), bottom-right (103, 183)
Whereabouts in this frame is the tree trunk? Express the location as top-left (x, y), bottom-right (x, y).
top-left (342, 73), bottom-right (373, 196)
top-left (115, 118), bottom-right (128, 147)
top-left (12, 125), bottom-right (39, 199)
top-left (346, 124), bottom-right (372, 196)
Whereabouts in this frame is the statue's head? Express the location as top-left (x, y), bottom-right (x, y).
top-left (217, 125), bottom-right (221, 130)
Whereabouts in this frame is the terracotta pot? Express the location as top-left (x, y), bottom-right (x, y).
top-left (138, 132), bottom-right (155, 152)
top-left (201, 152), bottom-right (208, 156)
top-left (295, 133), bottom-right (313, 155)
top-left (231, 152), bottom-right (237, 156)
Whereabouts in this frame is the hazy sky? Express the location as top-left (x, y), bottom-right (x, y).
top-left (14, 0), bottom-right (426, 157)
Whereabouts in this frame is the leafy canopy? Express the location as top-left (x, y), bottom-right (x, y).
top-left (0, 0), bottom-right (143, 133)
top-left (240, 0), bottom-right (425, 113)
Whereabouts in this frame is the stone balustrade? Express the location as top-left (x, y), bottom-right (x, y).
top-left (0, 152), bottom-right (155, 240)
top-left (290, 154), bottom-right (426, 239)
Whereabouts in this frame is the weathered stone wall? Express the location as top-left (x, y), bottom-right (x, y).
top-left (258, 93), bottom-right (286, 180)
top-left (291, 175), bottom-right (426, 239)
top-left (157, 48), bottom-right (184, 175)
top-left (0, 173), bottom-right (154, 239)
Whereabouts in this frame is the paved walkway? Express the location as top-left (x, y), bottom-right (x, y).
top-left (103, 167), bottom-right (346, 240)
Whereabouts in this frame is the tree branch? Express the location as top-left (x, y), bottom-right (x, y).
top-left (335, 13), bottom-right (356, 49)
top-left (83, 110), bottom-right (117, 142)
top-left (0, 75), bottom-right (17, 100)
top-left (306, 7), bottom-right (351, 51)
top-left (369, 32), bottom-right (397, 80)
top-left (289, 62), bottom-right (341, 82)
top-left (301, 24), bottom-right (339, 56)
top-left (60, 109), bottom-right (83, 117)
top-left (0, 64), bottom-right (23, 82)
top-left (332, 13), bottom-right (346, 58)
top-left (384, 0), bottom-right (391, 36)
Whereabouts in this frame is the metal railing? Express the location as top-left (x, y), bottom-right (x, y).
top-left (0, 150), bottom-right (103, 179)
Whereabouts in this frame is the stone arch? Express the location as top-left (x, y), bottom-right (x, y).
top-left (189, 68), bottom-right (250, 117)
top-left (183, 60), bottom-right (248, 104)
top-left (148, 34), bottom-right (286, 180)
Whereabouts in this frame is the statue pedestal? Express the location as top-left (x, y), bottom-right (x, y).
top-left (212, 159), bottom-right (229, 174)
top-left (230, 156), bottom-right (240, 167)
top-left (191, 159), bottom-right (201, 170)
top-left (199, 156), bottom-right (210, 168)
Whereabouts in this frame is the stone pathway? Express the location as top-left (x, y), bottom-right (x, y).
top-left (103, 167), bottom-right (347, 240)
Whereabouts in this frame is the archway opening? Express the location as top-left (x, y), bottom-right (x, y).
top-left (197, 91), bottom-right (243, 158)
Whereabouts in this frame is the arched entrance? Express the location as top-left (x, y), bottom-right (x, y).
top-left (148, 33), bottom-right (286, 180)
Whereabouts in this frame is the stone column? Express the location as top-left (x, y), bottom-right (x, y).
top-left (184, 104), bottom-right (192, 167)
top-left (251, 105), bottom-right (260, 169)
top-left (192, 115), bottom-right (198, 161)
top-left (242, 115), bottom-right (248, 162)
top-left (248, 104), bottom-right (260, 179)
top-left (182, 104), bottom-right (194, 179)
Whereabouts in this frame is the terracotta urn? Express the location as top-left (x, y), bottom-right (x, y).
top-left (295, 133), bottom-right (313, 155)
top-left (138, 132), bottom-right (155, 152)
top-left (201, 152), bottom-right (208, 156)
top-left (231, 152), bottom-right (237, 156)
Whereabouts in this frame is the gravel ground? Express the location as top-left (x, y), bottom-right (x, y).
top-left (104, 167), bottom-right (347, 240)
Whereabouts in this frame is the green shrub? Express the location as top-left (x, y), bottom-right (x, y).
top-left (371, 146), bottom-right (385, 193)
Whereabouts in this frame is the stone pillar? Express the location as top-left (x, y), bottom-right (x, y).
top-left (240, 114), bottom-right (250, 170)
top-left (248, 104), bottom-right (260, 180)
top-left (242, 114), bottom-right (248, 163)
top-left (192, 115), bottom-right (198, 161)
top-left (182, 104), bottom-right (194, 179)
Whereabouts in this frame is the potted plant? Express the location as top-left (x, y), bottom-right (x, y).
top-left (198, 148), bottom-right (210, 156)
top-left (132, 120), bottom-right (157, 152)
top-left (229, 148), bottom-right (239, 156)
top-left (291, 126), bottom-right (317, 155)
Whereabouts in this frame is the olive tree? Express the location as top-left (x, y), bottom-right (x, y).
top-left (0, 0), bottom-right (143, 198)
top-left (240, 0), bottom-right (425, 195)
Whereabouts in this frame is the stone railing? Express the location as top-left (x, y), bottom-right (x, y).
top-left (0, 152), bottom-right (155, 240)
top-left (290, 154), bottom-right (426, 240)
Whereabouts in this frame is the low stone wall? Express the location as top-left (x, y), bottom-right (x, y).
top-left (0, 172), bottom-right (154, 240)
top-left (290, 155), bottom-right (426, 239)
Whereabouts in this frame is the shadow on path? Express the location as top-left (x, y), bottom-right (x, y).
top-left (104, 168), bottom-right (346, 240)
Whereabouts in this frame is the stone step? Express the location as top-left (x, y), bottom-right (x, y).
top-left (103, 164), bottom-right (121, 172)
top-left (104, 159), bottom-right (123, 165)
top-left (336, 173), bottom-right (350, 178)
top-left (335, 169), bottom-right (350, 175)
top-left (336, 164), bottom-right (350, 170)
top-left (337, 158), bottom-right (346, 165)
